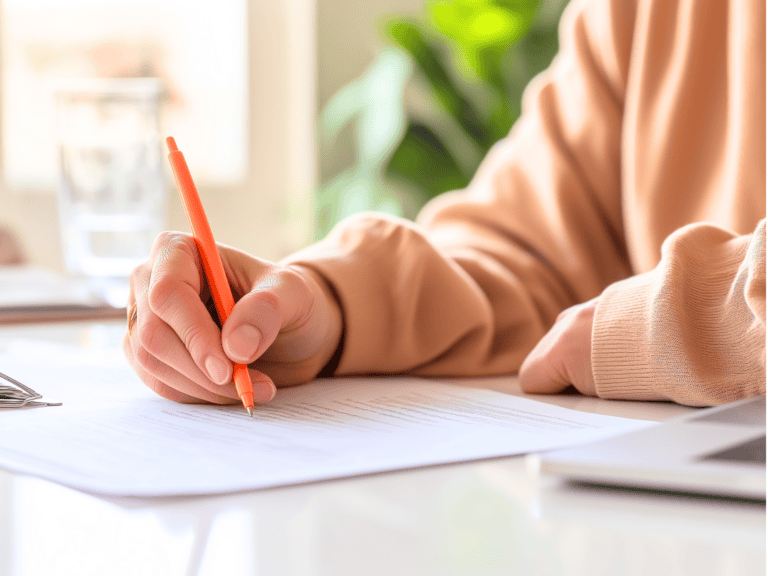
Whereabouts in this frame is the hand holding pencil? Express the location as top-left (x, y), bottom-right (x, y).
top-left (122, 138), bottom-right (343, 409)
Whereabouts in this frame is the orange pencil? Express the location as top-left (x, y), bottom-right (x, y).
top-left (166, 136), bottom-right (255, 416)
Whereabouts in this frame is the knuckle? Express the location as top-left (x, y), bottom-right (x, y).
top-left (133, 342), bottom-right (155, 372)
top-left (283, 266), bottom-right (313, 296)
top-left (153, 230), bottom-right (184, 252)
top-left (129, 262), bottom-right (149, 290)
top-left (282, 265), bottom-right (306, 287)
top-left (148, 238), bottom-right (201, 318)
top-left (147, 275), bottom-right (176, 316)
top-left (152, 232), bottom-right (195, 270)
top-left (180, 324), bottom-right (208, 360)
top-left (137, 315), bottom-right (168, 358)
top-left (150, 231), bottom-right (174, 258)
top-left (249, 273), bottom-right (282, 317)
top-left (256, 289), bottom-right (281, 316)
top-left (254, 269), bottom-right (280, 293)
top-left (156, 231), bottom-right (197, 258)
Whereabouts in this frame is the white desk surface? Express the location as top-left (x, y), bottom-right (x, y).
top-left (0, 320), bottom-right (764, 576)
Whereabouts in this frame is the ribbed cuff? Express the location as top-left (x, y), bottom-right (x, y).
top-left (592, 271), bottom-right (668, 401)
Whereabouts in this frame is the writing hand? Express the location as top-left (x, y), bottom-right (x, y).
top-left (518, 298), bottom-right (597, 397)
top-left (123, 232), bottom-right (342, 404)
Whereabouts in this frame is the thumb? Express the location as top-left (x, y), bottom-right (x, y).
top-left (221, 289), bottom-right (280, 364)
top-left (221, 269), bottom-right (311, 364)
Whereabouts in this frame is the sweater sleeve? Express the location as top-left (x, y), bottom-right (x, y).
top-left (592, 220), bottom-right (766, 406)
top-left (284, 0), bottom-right (638, 377)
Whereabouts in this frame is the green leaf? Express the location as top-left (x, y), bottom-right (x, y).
top-left (427, 0), bottom-right (538, 83)
top-left (385, 122), bottom-right (470, 200)
top-left (385, 20), bottom-right (494, 149)
top-left (316, 0), bottom-right (568, 235)
top-left (429, 0), bottom-right (536, 49)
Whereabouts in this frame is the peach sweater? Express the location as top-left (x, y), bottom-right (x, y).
top-left (288, 0), bottom-right (766, 406)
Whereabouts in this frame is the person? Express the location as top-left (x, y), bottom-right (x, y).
top-left (123, 0), bottom-right (766, 408)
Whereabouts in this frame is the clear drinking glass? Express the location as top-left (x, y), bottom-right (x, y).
top-left (54, 78), bottom-right (166, 279)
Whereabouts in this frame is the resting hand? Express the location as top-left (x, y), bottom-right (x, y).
top-left (518, 298), bottom-right (597, 397)
top-left (123, 232), bottom-right (342, 404)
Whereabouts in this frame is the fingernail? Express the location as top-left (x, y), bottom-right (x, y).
top-left (225, 323), bottom-right (262, 362)
top-left (205, 356), bottom-right (230, 385)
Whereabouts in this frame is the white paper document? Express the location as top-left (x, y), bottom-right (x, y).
top-left (0, 343), bottom-right (655, 497)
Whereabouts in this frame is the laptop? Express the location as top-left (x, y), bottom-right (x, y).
top-left (533, 395), bottom-right (766, 500)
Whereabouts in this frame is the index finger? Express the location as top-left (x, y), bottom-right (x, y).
top-left (146, 232), bottom-right (233, 386)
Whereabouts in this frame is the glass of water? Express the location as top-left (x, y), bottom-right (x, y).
top-left (54, 78), bottom-right (166, 280)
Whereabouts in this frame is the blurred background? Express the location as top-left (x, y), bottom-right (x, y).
top-left (0, 0), bottom-right (567, 275)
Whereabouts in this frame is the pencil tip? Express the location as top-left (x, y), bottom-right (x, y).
top-left (246, 406), bottom-right (253, 417)
top-left (166, 136), bottom-right (178, 152)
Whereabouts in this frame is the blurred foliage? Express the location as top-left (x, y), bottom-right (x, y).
top-left (317, 0), bottom-right (568, 238)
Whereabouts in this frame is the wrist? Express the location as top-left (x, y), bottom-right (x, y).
top-left (287, 264), bottom-right (344, 378)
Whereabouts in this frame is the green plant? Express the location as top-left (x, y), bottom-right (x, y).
top-left (317, 0), bottom-right (567, 238)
